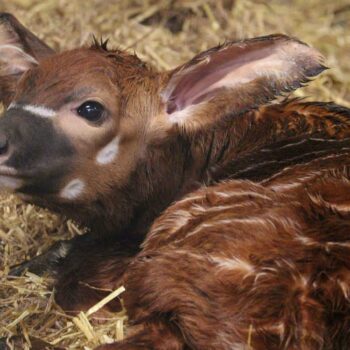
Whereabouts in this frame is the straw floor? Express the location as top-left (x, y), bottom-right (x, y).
top-left (0, 0), bottom-right (349, 348)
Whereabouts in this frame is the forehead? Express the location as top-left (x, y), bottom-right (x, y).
top-left (13, 48), bottom-right (130, 107)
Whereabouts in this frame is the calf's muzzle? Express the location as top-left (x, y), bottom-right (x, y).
top-left (0, 107), bottom-right (75, 195)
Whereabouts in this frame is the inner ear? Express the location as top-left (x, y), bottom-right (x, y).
top-left (0, 13), bottom-right (54, 61)
top-left (0, 13), bottom-right (55, 105)
top-left (0, 45), bottom-right (38, 75)
top-left (161, 34), bottom-right (326, 131)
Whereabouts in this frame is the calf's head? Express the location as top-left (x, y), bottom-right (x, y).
top-left (0, 13), bottom-right (325, 233)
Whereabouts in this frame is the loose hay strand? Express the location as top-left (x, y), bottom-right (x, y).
top-left (72, 286), bottom-right (126, 344)
top-left (73, 313), bottom-right (95, 342)
top-left (86, 286), bottom-right (126, 317)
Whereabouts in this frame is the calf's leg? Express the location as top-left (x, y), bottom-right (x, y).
top-left (9, 233), bottom-right (138, 314)
top-left (54, 235), bottom-right (137, 314)
top-left (93, 251), bottom-right (224, 350)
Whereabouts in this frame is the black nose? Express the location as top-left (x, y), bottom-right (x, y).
top-left (0, 132), bottom-right (8, 155)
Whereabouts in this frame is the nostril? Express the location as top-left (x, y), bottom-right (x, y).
top-left (0, 133), bottom-right (8, 155)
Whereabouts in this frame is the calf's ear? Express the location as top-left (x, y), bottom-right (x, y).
top-left (160, 34), bottom-right (326, 132)
top-left (0, 13), bottom-right (55, 106)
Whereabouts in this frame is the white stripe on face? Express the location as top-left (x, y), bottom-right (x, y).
top-left (8, 103), bottom-right (56, 118)
top-left (96, 136), bottom-right (120, 165)
top-left (60, 178), bottom-right (85, 200)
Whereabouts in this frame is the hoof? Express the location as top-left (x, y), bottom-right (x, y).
top-left (8, 240), bottom-right (72, 277)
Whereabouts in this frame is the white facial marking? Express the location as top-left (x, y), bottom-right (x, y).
top-left (60, 179), bottom-right (85, 200)
top-left (96, 136), bottom-right (120, 165)
top-left (7, 102), bottom-right (17, 110)
top-left (7, 103), bottom-right (56, 118)
top-left (22, 104), bottom-right (56, 118)
top-left (0, 175), bottom-right (22, 191)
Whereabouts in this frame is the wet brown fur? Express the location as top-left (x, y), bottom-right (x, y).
top-left (115, 155), bottom-right (350, 350)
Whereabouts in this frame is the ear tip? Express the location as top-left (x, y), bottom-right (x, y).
top-left (237, 34), bottom-right (326, 63)
top-left (0, 13), bottom-right (21, 40)
top-left (268, 33), bottom-right (324, 56)
top-left (306, 63), bottom-right (328, 77)
top-left (239, 33), bottom-right (328, 81)
top-left (302, 49), bottom-right (327, 78)
top-left (275, 35), bottom-right (327, 76)
top-left (0, 13), bottom-right (16, 25)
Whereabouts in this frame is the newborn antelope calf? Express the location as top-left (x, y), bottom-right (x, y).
top-left (1, 12), bottom-right (350, 349)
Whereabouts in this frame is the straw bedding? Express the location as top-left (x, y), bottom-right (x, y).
top-left (0, 0), bottom-right (349, 348)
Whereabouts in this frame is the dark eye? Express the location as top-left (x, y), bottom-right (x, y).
top-left (77, 101), bottom-right (105, 122)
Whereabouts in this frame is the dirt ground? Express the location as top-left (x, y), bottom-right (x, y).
top-left (0, 0), bottom-right (349, 348)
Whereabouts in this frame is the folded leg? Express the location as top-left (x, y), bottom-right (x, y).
top-left (9, 233), bottom-right (138, 314)
top-left (55, 236), bottom-right (137, 314)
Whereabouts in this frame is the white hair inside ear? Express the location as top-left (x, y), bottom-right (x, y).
top-left (0, 44), bottom-right (38, 75)
top-left (0, 13), bottom-right (54, 104)
top-left (0, 15), bottom-right (40, 75)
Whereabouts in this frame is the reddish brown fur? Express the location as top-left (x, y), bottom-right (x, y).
top-left (96, 154), bottom-right (350, 349)
top-left (48, 99), bottom-right (350, 318)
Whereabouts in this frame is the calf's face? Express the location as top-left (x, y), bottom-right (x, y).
top-left (0, 13), bottom-right (325, 224)
top-left (0, 47), bottom-right (156, 204)
top-left (0, 16), bottom-right (161, 207)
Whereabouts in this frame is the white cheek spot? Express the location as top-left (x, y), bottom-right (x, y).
top-left (60, 179), bottom-right (85, 200)
top-left (96, 136), bottom-right (120, 165)
top-left (8, 103), bottom-right (56, 118)
top-left (0, 175), bottom-right (22, 191)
